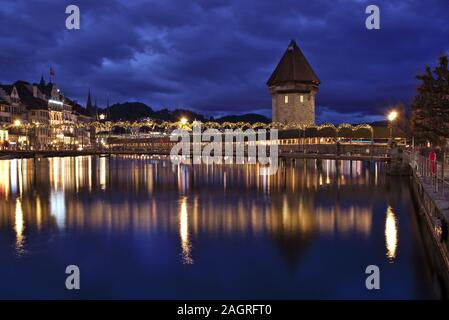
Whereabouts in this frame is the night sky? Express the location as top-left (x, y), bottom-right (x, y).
top-left (1, 0), bottom-right (448, 123)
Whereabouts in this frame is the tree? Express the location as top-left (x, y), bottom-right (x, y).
top-left (410, 55), bottom-right (449, 146)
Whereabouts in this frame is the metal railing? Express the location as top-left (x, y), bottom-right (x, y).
top-left (278, 143), bottom-right (389, 157)
top-left (405, 149), bottom-right (449, 196)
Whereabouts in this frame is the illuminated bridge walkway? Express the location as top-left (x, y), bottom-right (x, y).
top-left (0, 143), bottom-right (392, 162)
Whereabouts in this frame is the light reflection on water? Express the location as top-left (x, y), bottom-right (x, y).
top-left (1, 157), bottom-right (374, 238)
top-left (0, 156), bottom-right (443, 299)
top-left (179, 197), bottom-right (193, 265)
top-left (385, 206), bottom-right (398, 261)
top-left (14, 198), bottom-right (25, 255)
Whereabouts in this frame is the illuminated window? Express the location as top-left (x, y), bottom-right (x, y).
top-left (284, 95), bottom-right (288, 104)
top-left (300, 95), bottom-right (304, 103)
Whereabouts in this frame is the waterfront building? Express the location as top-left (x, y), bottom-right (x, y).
top-left (66, 97), bottom-right (93, 149)
top-left (0, 129), bottom-right (7, 146)
top-left (267, 40), bottom-right (320, 125)
top-left (0, 78), bottom-right (94, 149)
top-left (0, 83), bottom-right (28, 125)
top-left (0, 98), bottom-right (11, 125)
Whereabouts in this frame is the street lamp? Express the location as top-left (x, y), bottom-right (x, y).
top-left (180, 117), bottom-right (188, 125)
top-left (14, 119), bottom-right (21, 127)
top-left (387, 110), bottom-right (398, 145)
top-left (388, 111), bottom-right (398, 122)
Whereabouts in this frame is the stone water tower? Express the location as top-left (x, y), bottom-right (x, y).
top-left (267, 40), bottom-right (320, 125)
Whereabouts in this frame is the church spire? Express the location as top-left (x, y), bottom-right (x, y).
top-left (39, 74), bottom-right (46, 87)
top-left (86, 88), bottom-right (92, 115)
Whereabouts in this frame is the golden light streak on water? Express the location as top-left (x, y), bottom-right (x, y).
top-left (75, 156), bottom-right (80, 192)
top-left (385, 206), bottom-right (398, 261)
top-left (147, 163), bottom-right (153, 194)
top-left (0, 161), bottom-right (9, 197)
top-left (18, 160), bottom-right (23, 196)
top-left (61, 157), bottom-right (66, 190)
top-left (36, 196), bottom-right (42, 231)
top-left (10, 159), bottom-right (17, 195)
top-left (51, 158), bottom-right (58, 191)
top-left (88, 156), bottom-right (92, 191)
top-left (179, 197), bottom-right (193, 264)
top-left (14, 198), bottom-right (25, 255)
top-left (100, 156), bottom-right (106, 190)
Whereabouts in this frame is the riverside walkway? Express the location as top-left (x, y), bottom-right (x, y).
top-left (405, 150), bottom-right (449, 282)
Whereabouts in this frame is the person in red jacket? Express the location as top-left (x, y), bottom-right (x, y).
top-left (429, 149), bottom-right (437, 175)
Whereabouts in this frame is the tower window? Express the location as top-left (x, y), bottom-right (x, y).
top-left (284, 95), bottom-right (288, 104)
top-left (300, 95), bottom-right (304, 103)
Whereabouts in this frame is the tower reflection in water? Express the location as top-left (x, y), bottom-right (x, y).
top-left (0, 156), bottom-right (388, 261)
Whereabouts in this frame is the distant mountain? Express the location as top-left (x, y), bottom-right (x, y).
top-left (103, 102), bottom-right (270, 123)
top-left (105, 102), bottom-right (207, 122)
top-left (107, 102), bottom-right (153, 121)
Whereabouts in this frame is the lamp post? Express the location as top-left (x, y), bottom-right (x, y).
top-left (179, 117), bottom-right (189, 130)
top-left (387, 110), bottom-right (398, 146)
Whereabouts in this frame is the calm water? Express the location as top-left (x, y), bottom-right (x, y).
top-left (0, 156), bottom-right (445, 299)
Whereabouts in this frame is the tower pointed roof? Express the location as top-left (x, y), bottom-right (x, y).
top-left (267, 40), bottom-right (320, 86)
top-left (39, 75), bottom-right (46, 87)
top-left (86, 88), bottom-right (92, 114)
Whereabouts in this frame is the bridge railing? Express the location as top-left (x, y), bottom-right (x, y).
top-left (278, 143), bottom-right (388, 157)
top-left (405, 149), bottom-right (449, 196)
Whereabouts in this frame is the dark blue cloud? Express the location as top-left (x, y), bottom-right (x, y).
top-left (0, 0), bottom-right (448, 123)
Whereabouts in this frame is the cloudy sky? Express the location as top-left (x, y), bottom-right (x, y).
top-left (0, 0), bottom-right (448, 123)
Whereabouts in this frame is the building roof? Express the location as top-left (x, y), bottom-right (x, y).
top-left (66, 97), bottom-right (92, 117)
top-left (267, 40), bottom-right (320, 87)
top-left (41, 82), bottom-right (54, 97)
top-left (14, 81), bottom-right (48, 110)
top-left (0, 84), bottom-right (13, 95)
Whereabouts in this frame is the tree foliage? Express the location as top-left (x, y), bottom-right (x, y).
top-left (410, 55), bottom-right (449, 146)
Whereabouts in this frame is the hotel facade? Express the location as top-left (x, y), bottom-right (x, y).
top-left (0, 78), bottom-right (94, 149)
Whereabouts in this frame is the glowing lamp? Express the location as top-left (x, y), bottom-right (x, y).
top-left (388, 111), bottom-right (398, 122)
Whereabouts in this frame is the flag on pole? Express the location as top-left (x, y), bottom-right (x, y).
top-left (50, 66), bottom-right (55, 76)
